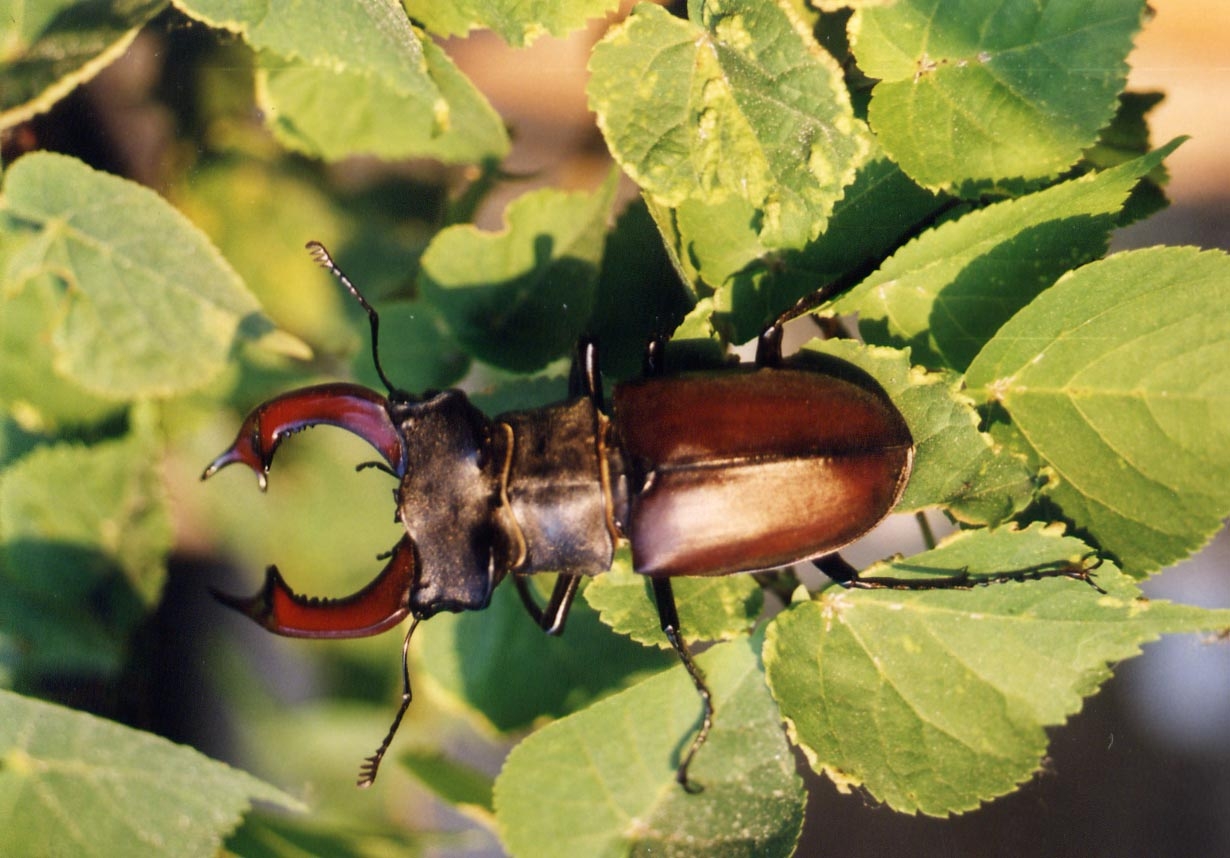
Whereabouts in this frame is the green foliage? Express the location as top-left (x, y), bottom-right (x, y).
top-left (0, 689), bottom-right (301, 857)
top-left (2, 0), bottom-right (1228, 855)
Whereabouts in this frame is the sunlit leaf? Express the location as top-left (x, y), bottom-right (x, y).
top-left (495, 636), bottom-right (804, 858)
top-left (0, 153), bottom-right (276, 397)
top-left (765, 525), bottom-right (1230, 815)
top-left (404, 0), bottom-right (621, 46)
top-left (964, 247), bottom-right (1230, 575)
top-left (854, 0), bottom-right (1146, 191)
top-left (589, 0), bottom-right (868, 248)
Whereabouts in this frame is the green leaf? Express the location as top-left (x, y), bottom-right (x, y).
top-left (0, 153), bottom-right (271, 397)
top-left (0, 0), bottom-right (167, 127)
top-left (584, 548), bottom-right (763, 647)
top-left (258, 35), bottom-right (509, 163)
top-left (0, 689), bottom-right (302, 857)
top-left (764, 524), bottom-right (1230, 816)
top-left (833, 142), bottom-right (1182, 370)
top-left (589, 0), bottom-right (869, 248)
top-left (587, 199), bottom-right (693, 381)
top-left (418, 581), bottom-right (672, 732)
top-left (494, 637), bottom-right (805, 858)
top-left (0, 429), bottom-right (173, 678)
top-left (678, 153), bottom-right (944, 342)
top-left (418, 171), bottom-right (618, 372)
top-left (404, 0), bottom-right (621, 46)
top-left (964, 247), bottom-right (1230, 575)
top-left (800, 339), bottom-right (1035, 525)
top-left (0, 274), bottom-right (120, 430)
top-left (174, 0), bottom-right (434, 99)
top-left (399, 749), bottom-right (495, 817)
top-left (854, 0), bottom-right (1146, 191)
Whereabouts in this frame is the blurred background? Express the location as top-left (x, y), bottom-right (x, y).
top-left (6, 0), bottom-right (1228, 855)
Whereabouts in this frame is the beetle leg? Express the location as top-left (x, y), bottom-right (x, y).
top-left (815, 552), bottom-right (1106, 594)
top-left (357, 617), bottom-right (420, 788)
top-left (211, 535), bottom-right (417, 638)
top-left (570, 337), bottom-right (604, 409)
top-left (201, 383), bottom-right (406, 489)
top-left (651, 576), bottom-right (711, 793)
top-left (514, 574), bottom-right (582, 635)
top-left (754, 323), bottom-right (784, 368)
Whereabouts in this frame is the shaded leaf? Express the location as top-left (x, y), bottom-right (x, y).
top-left (0, 0), bottom-right (167, 127)
top-left (854, 0), bottom-right (1146, 190)
top-left (765, 524), bottom-right (1230, 815)
top-left (0, 153), bottom-right (275, 397)
top-left (418, 581), bottom-right (672, 732)
top-left (589, 0), bottom-right (868, 248)
top-left (494, 636), bottom-right (804, 858)
top-left (964, 247), bottom-right (1230, 575)
top-left (0, 689), bottom-right (302, 857)
top-left (419, 171), bottom-right (618, 372)
top-left (0, 427), bottom-right (172, 678)
top-left (832, 142), bottom-right (1181, 370)
top-left (399, 749), bottom-right (495, 817)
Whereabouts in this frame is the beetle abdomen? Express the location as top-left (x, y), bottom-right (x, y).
top-left (613, 368), bottom-right (913, 576)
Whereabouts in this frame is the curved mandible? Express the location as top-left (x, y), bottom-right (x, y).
top-left (210, 535), bottom-right (418, 638)
top-left (201, 383), bottom-right (407, 490)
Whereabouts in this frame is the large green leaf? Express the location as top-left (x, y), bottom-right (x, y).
top-left (418, 171), bottom-right (618, 371)
top-left (832, 142), bottom-right (1181, 370)
top-left (0, 689), bottom-right (302, 857)
top-left (0, 153), bottom-right (275, 397)
top-left (964, 247), bottom-right (1230, 575)
top-left (0, 0), bottom-right (167, 127)
top-left (494, 636), bottom-right (805, 858)
top-left (589, 0), bottom-right (868, 249)
top-left (854, 0), bottom-right (1146, 191)
top-left (765, 524), bottom-right (1230, 816)
top-left (404, 0), bottom-right (620, 46)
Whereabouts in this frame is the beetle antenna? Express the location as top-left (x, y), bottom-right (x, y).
top-left (305, 241), bottom-right (400, 397)
top-left (358, 617), bottom-right (421, 788)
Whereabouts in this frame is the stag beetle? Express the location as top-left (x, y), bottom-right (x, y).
top-left (202, 242), bottom-right (914, 789)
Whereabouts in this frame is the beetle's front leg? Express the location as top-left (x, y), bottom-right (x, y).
top-left (201, 383), bottom-right (407, 490)
top-left (211, 535), bottom-right (417, 638)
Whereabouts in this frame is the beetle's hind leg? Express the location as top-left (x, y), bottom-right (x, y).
top-left (814, 552), bottom-right (1106, 594)
top-left (651, 576), bottom-right (712, 793)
